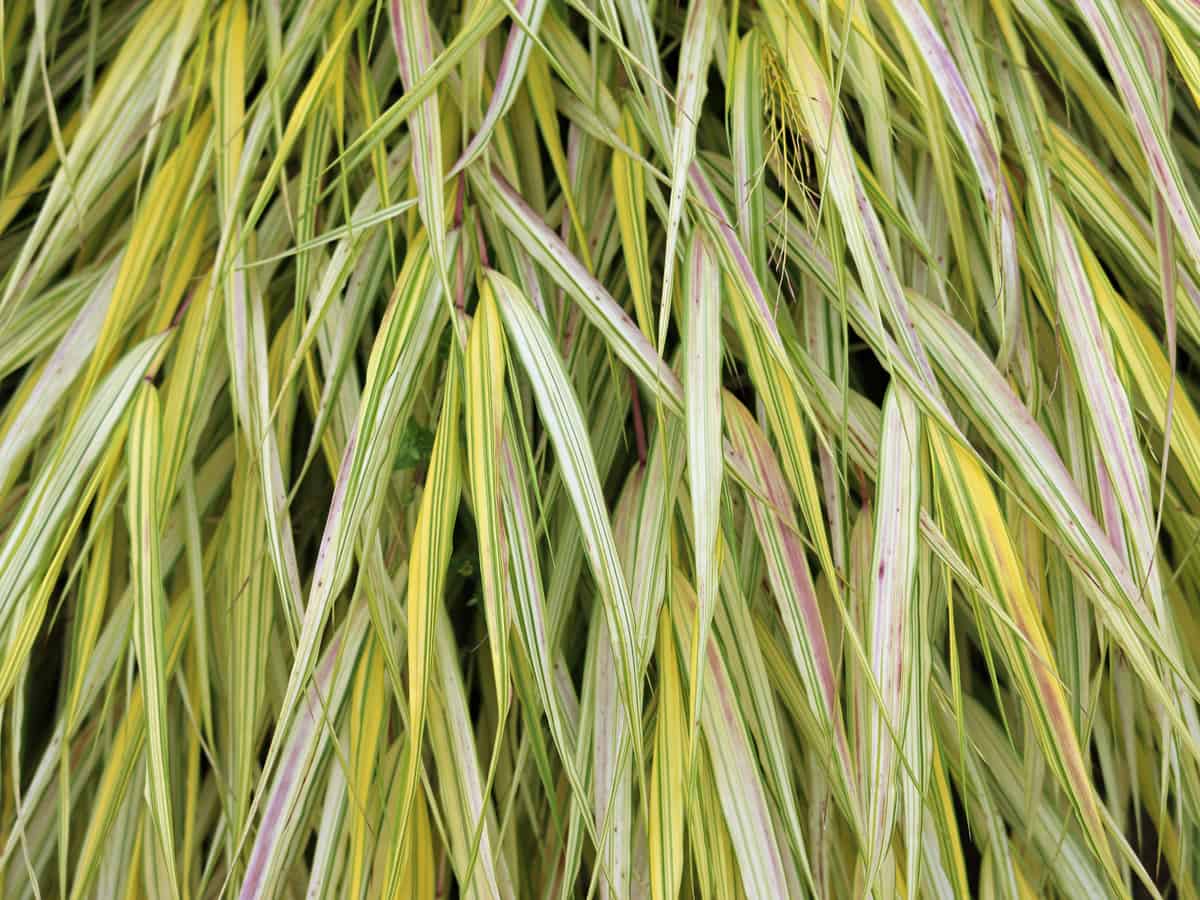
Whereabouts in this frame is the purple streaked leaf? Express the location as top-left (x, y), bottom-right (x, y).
top-left (239, 608), bottom-right (368, 900)
top-left (723, 392), bottom-right (858, 816)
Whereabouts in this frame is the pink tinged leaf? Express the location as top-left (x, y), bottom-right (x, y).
top-left (689, 164), bottom-right (783, 348)
top-left (864, 386), bottom-right (922, 885)
top-left (1051, 207), bottom-right (1160, 613)
top-left (722, 394), bottom-right (856, 804)
top-left (1124, 0), bottom-right (1178, 542)
top-left (704, 640), bottom-right (790, 900)
top-left (1094, 449), bottom-right (1128, 557)
top-left (892, 0), bottom-right (1022, 365)
top-left (674, 577), bottom-right (790, 900)
top-left (1073, 0), bottom-right (1200, 275)
top-left (1053, 206), bottom-right (1200, 773)
top-left (450, 0), bottom-right (550, 177)
top-left (590, 624), bottom-right (632, 900)
top-left (239, 608), bottom-right (368, 900)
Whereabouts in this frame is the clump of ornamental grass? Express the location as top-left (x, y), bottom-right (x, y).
top-left (5, 0), bottom-right (1200, 897)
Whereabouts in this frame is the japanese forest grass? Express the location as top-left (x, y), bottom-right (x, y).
top-left (5, 0), bottom-right (1200, 897)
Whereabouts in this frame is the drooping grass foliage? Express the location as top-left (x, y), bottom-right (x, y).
top-left (6, 0), bottom-right (1200, 896)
